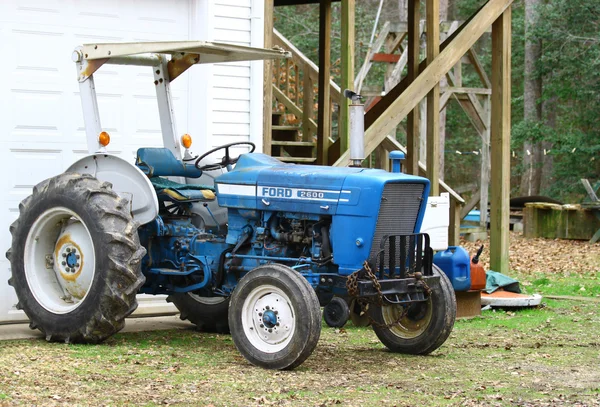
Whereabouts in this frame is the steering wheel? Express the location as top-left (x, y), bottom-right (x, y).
top-left (194, 141), bottom-right (256, 171)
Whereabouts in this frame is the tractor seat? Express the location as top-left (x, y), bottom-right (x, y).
top-left (136, 148), bottom-right (216, 203)
top-left (149, 176), bottom-right (216, 202)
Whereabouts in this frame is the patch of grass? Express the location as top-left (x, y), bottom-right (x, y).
top-left (1, 273), bottom-right (600, 406)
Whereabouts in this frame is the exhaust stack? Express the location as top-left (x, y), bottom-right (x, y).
top-left (344, 89), bottom-right (364, 167)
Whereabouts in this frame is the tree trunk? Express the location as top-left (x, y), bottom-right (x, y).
top-left (540, 93), bottom-right (556, 193)
top-left (520, 0), bottom-right (543, 196)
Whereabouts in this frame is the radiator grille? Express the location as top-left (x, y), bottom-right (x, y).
top-left (369, 183), bottom-right (425, 261)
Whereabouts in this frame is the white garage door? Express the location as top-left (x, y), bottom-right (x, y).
top-left (0, 0), bottom-right (194, 323)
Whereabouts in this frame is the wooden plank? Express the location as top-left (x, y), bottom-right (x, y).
top-left (440, 90), bottom-right (453, 110)
top-left (448, 87), bottom-right (492, 95)
top-left (317, 0), bottom-right (332, 165)
top-left (581, 179), bottom-right (600, 202)
top-left (302, 65), bottom-right (315, 141)
top-left (426, 0), bottom-right (440, 196)
top-left (263, 0), bottom-right (274, 154)
top-left (449, 189), bottom-right (463, 246)
top-left (375, 144), bottom-right (389, 171)
top-left (490, 7), bottom-right (512, 275)
top-left (460, 191), bottom-right (481, 219)
top-left (406, 0), bottom-right (420, 176)
top-left (480, 96), bottom-right (491, 228)
top-left (339, 0), bottom-right (355, 156)
top-left (468, 48), bottom-right (492, 88)
top-left (273, 85), bottom-right (318, 133)
top-left (372, 53), bottom-right (401, 63)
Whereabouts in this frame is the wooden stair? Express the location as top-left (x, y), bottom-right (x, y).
top-left (270, 112), bottom-right (316, 164)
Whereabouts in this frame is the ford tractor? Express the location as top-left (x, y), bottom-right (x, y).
top-left (6, 41), bottom-right (456, 370)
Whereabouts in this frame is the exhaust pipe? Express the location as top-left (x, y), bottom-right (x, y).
top-left (344, 89), bottom-right (364, 167)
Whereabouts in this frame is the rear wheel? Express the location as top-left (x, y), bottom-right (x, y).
top-left (229, 264), bottom-right (321, 370)
top-left (369, 265), bottom-right (456, 354)
top-left (167, 293), bottom-right (230, 333)
top-left (6, 173), bottom-right (146, 343)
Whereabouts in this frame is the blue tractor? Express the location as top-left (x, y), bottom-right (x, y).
top-left (6, 41), bottom-right (456, 370)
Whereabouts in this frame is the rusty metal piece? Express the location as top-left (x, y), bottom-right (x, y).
top-left (167, 52), bottom-right (200, 81)
top-left (78, 57), bottom-right (109, 82)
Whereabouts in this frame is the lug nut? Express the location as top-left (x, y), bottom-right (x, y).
top-left (62, 253), bottom-right (67, 258)
top-left (62, 261), bottom-right (66, 266)
top-left (268, 328), bottom-right (272, 333)
top-left (66, 248), bottom-right (71, 253)
top-left (76, 255), bottom-right (80, 259)
top-left (75, 264), bottom-right (80, 268)
top-left (258, 312), bottom-right (262, 317)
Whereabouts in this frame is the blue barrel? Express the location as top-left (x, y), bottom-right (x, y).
top-left (433, 246), bottom-right (471, 291)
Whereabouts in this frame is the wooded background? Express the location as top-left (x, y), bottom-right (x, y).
top-left (274, 0), bottom-right (599, 202)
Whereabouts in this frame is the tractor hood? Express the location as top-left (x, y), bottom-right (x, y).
top-left (215, 153), bottom-right (429, 217)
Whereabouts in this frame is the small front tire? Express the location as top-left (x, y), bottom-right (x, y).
top-left (229, 264), bottom-right (321, 370)
top-left (323, 297), bottom-right (350, 328)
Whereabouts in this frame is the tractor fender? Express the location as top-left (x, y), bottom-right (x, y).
top-left (67, 154), bottom-right (158, 225)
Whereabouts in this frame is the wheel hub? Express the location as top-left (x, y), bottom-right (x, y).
top-left (24, 207), bottom-right (96, 314)
top-left (242, 286), bottom-right (296, 353)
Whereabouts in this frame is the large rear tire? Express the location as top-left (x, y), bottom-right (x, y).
top-left (229, 264), bottom-right (321, 370)
top-left (6, 173), bottom-right (146, 343)
top-left (167, 293), bottom-right (230, 333)
top-left (370, 265), bottom-right (456, 354)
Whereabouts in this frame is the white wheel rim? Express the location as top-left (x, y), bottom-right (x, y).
top-left (188, 293), bottom-right (227, 305)
top-left (382, 299), bottom-right (433, 339)
top-left (24, 207), bottom-right (96, 314)
top-left (240, 284), bottom-right (296, 353)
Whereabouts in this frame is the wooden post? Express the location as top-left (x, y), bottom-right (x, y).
top-left (339, 0), bottom-right (355, 156)
top-left (480, 96), bottom-right (491, 228)
top-left (449, 196), bottom-right (461, 246)
top-left (406, 0), bottom-right (420, 175)
top-left (426, 0), bottom-right (440, 195)
top-left (263, 0), bottom-right (274, 154)
top-left (490, 8), bottom-right (511, 275)
top-left (302, 67), bottom-right (315, 142)
top-left (317, 0), bottom-right (332, 165)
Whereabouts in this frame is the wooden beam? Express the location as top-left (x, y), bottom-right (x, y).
top-left (449, 87), bottom-right (492, 95)
top-left (273, 85), bottom-right (318, 133)
top-left (449, 195), bottom-right (462, 246)
top-left (490, 7), bottom-right (512, 275)
top-left (460, 191), bottom-right (481, 219)
top-left (406, 0), bottom-right (421, 176)
top-left (372, 53), bottom-right (401, 63)
top-left (317, 0), bottom-right (332, 165)
top-left (426, 0), bottom-right (440, 196)
top-left (468, 48), bottom-right (492, 88)
top-left (263, 0), bottom-right (274, 154)
top-left (339, 0), bottom-right (354, 155)
top-left (302, 66), bottom-right (315, 141)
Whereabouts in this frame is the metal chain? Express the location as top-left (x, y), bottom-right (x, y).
top-left (346, 261), bottom-right (409, 329)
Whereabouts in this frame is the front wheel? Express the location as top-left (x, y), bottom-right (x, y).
top-left (228, 264), bottom-right (321, 370)
top-left (369, 265), bottom-right (456, 354)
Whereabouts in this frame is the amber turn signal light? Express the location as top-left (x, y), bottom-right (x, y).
top-left (98, 131), bottom-right (110, 147)
top-left (181, 134), bottom-right (192, 148)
